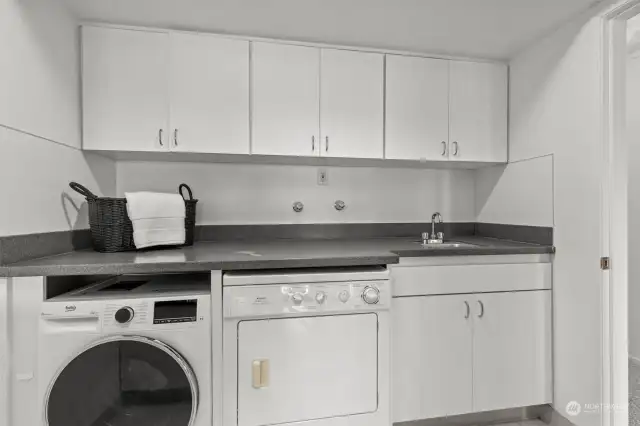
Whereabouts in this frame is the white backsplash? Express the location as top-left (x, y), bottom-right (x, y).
top-left (117, 161), bottom-right (476, 225)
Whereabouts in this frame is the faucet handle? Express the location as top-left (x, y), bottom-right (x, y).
top-left (421, 232), bottom-right (429, 243)
top-left (437, 232), bottom-right (444, 242)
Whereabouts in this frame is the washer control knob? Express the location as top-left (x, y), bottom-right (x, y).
top-left (315, 291), bottom-right (327, 304)
top-left (338, 290), bottom-right (350, 303)
top-left (362, 286), bottom-right (380, 305)
top-left (292, 293), bottom-right (304, 305)
top-left (115, 306), bottom-right (134, 324)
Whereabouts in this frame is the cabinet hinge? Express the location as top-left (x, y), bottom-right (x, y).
top-left (601, 257), bottom-right (611, 270)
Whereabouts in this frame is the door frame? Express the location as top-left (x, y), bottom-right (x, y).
top-left (601, 2), bottom-right (640, 426)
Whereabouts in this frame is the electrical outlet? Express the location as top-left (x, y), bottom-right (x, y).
top-left (317, 169), bottom-right (328, 185)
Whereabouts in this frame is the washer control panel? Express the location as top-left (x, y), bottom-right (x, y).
top-left (41, 295), bottom-right (210, 332)
top-left (223, 280), bottom-right (390, 318)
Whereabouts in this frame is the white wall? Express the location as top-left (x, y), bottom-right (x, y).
top-left (0, 0), bottom-right (81, 148)
top-left (116, 161), bottom-right (476, 224)
top-left (627, 42), bottom-right (640, 362)
top-left (509, 8), bottom-right (605, 426)
top-left (475, 155), bottom-right (554, 227)
top-left (0, 127), bottom-right (116, 236)
top-left (0, 0), bottom-right (116, 237)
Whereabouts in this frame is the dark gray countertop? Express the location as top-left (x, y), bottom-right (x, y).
top-left (0, 236), bottom-right (554, 277)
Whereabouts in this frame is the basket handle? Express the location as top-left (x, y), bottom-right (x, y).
top-left (69, 182), bottom-right (97, 200)
top-left (178, 184), bottom-right (194, 201)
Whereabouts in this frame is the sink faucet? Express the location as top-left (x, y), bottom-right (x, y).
top-left (430, 212), bottom-right (444, 244)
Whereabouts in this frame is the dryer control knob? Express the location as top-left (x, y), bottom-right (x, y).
top-left (292, 293), bottom-right (304, 305)
top-left (362, 286), bottom-right (380, 305)
top-left (338, 290), bottom-right (350, 303)
top-left (315, 292), bottom-right (327, 304)
top-left (115, 306), bottom-right (134, 324)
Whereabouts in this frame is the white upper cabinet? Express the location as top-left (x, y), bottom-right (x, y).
top-left (320, 49), bottom-right (384, 159)
top-left (82, 26), bottom-right (250, 154)
top-left (385, 55), bottom-right (450, 161)
top-left (251, 42), bottom-right (320, 157)
top-left (82, 26), bottom-right (170, 152)
top-left (386, 56), bottom-right (507, 163)
top-left (81, 25), bottom-right (507, 165)
top-left (449, 61), bottom-right (508, 162)
top-left (169, 33), bottom-right (250, 154)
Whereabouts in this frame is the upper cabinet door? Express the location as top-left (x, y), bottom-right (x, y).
top-left (82, 26), bottom-right (169, 152)
top-left (385, 55), bottom-right (449, 161)
top-left (472, 291), bottom-right (552, 412)
top-left (449, 61), bottom-right (507, 162)
top-left (320, 49), bottom-right (384, 159)
top-left (169, 34), bottom-right (250, 154)
top-left (251, 42), bottom-right (320, 157)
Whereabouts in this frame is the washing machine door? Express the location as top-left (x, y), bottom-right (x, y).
top-left (44, 335), bottom-right (198, 426)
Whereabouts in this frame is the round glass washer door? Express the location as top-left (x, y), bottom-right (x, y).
top-left (45, 335), bottom-right (198, 426)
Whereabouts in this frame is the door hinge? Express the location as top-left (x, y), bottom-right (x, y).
top-left (601, 257), bottom-right (611, 270)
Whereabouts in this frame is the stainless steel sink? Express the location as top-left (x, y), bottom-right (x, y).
top-left (415, 241), bottom-right (478, 248)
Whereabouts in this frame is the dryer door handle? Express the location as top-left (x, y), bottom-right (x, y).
top-left (252, 359), bottom-right (270, 389)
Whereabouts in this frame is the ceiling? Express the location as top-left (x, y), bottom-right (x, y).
top-left (61, 0), bottom-right (601, 60)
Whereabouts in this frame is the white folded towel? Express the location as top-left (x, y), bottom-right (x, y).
top-left (125, 192), bottom-right (186, 221)
top-left (125, 192), bottom-right (186, 249)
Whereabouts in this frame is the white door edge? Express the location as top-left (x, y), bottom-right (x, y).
top-left (600, 2), bottom-right (640, 426)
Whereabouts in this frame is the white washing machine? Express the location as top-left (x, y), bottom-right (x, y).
top-left (37, 274), bottom-right (211, 426)
top-left (223, 267), bottom-right (391, 426)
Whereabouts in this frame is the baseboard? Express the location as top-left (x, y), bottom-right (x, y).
top-left (394, 405), bottom-right (551, 426)
top-left (539, 406), bottom-right (576, 426)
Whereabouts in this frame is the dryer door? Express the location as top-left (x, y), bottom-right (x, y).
top-left (237, 313), bottom-right (379, 426)
top-left (44, 335), bottom-right (198, 426)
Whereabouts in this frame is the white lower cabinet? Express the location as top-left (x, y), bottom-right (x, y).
top-left (393, 295), bottom-right (473, 422)
top-left (472, 291), bottom-right (553, 412)
top-left (392, 289), bottom-right (552, 422)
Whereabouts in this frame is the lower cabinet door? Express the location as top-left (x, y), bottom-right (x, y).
top-left (392, 295), bottom-right (473, 422)
top-left (420, 294), bottom-right (474, 418)
top-left (472, 291), bottom-right (553, 412)
top-left (392, 297), bottom-right (424, 422)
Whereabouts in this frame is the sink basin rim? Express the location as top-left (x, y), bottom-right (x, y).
top-left (414, 241), bottom-right (479, 248)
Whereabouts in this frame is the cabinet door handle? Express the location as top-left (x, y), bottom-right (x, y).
top-left (453, 141), bottom-right (459, 156)
top-left (174, 129), bottom-right (178, 147)
top-left (158, 129), bottom-right (164, 147)
top-left (312, 136), bottom-right (315, 152)
top-left (477, 300), bottom-right (484, 318)
top-left (441, 141), bottom-right (447, 156)
top-left (326, 136), bottom-right (329, 152)
top-left (464, 301), bottom-right (470, 319)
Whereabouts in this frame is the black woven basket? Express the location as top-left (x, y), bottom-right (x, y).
top-left (69, 182), bottom-right (198, 253)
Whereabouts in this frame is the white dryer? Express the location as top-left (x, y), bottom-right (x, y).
top-left (223, 267), bottom-right (391, 426)
top-left (37, 275), bottom-right (211, 426)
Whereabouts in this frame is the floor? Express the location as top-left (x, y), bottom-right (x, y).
top-left (494, 421), bottom-right (546, 426)
top-left (630, 359), bottom-right (640, 426)
top-left (402, 419), bottom-right (548, 426)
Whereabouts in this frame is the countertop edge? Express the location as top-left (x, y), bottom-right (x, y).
top-left (0, 244), bottom-right (555, 278)
top-left (0, 255), bottom-right (401, 278)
